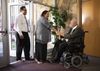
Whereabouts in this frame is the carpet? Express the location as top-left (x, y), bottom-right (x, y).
top-left (0, 61), bottom-right (81, 71)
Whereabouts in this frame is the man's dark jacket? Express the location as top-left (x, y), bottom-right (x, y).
top-left (64, 26), bottom-right (84, 48)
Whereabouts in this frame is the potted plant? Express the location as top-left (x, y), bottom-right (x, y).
top-left (50, 7), bottom-right (72, 40)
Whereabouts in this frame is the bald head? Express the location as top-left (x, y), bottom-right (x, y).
top-left (69, 18), bottom-right (77, 28)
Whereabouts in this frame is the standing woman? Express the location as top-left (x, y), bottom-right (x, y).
top-left (35, 10), bottom-right (51, 64)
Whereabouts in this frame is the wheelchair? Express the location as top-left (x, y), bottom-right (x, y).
top-left (60, 44), bottom-right (89, 68)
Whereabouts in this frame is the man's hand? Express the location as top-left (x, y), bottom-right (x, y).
top-left (65, 39), bottom-right (68, 42)
top-left (51, 27), bottom-right (57, 32)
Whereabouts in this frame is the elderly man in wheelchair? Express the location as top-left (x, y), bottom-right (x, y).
top-left (51, 18), bottom-right (88, 68)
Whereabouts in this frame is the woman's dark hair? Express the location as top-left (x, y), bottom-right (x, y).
top-left (20, 6), bottom-right (26, 11)
top-left (41, 10), bottom-right (49, 17)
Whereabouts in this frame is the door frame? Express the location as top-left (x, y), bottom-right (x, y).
top-left (0, 0), bottom-right (9, 68)
top-left (8, 1), bottom-right (34, 62)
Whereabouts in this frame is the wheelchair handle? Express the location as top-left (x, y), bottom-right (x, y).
top-left (84, 31), bottom-right (89, 33)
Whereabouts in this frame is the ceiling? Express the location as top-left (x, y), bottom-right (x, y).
top-left (24, 0), bottom-right (91, 8)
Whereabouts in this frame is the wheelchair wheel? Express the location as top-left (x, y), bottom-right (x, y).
top-left (64, 62), bottom-right (70, 69)
top-left (71, 56), bottom-right (82, 68)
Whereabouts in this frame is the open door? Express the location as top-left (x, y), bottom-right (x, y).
top-left (8, 1), bottom-right (34, 63)
top-left (0, 0), bottom-right (9, 68)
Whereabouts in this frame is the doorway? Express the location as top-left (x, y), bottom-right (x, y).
top-left (8, 1), bottom-right (34, 63)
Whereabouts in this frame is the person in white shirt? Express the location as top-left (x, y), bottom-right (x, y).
top-left (14, 6), bottom-right (30, 61)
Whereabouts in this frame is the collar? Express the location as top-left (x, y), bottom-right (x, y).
top-left (20, 12), bottom-right (23, 15)
top-left (20, 12), bottom-right (25, 16)
top-left (72, 25), bottom-right (77, 31)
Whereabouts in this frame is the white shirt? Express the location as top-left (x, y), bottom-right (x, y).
top-left (65, 25), bottom-right (78, 42)
top-left (14, 13), bottom-right (29, 36)
top-left (70, 25), bottom-right (77, 34)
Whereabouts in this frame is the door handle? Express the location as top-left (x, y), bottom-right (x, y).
top-left (0, 30), bottom-right (7, 36)
top-left (0, 31), bottom-right (6, 33)
top-left (84, 31), bottom-right (89, 33)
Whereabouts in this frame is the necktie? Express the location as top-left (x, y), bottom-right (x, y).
top-left (24, 16), bottom-right (29, 32)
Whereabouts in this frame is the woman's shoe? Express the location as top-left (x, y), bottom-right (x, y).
top-left (35, 59), bottom-right (43, 64)
top-left (37, 61), bottom-right (43, 64)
